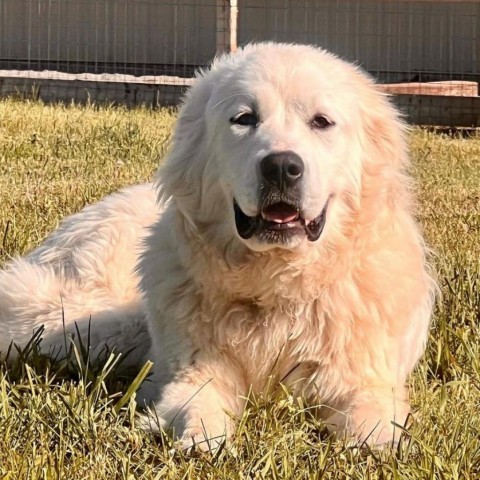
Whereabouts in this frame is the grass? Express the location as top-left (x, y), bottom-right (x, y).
top-left (0, 98), bottom-right (479, 479)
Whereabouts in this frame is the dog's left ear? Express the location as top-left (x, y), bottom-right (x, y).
top-left (359, 85), bottom-right (411, 206)
top-left (364, 87), bottom-right (409, 169)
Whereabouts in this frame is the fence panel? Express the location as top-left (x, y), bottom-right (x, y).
top-left (0, 0), bottom-right (478, 125)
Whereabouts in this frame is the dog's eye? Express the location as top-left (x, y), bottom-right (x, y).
top-left (311, 115), bottom-right (334, 130)
top-left (230, 112), bottom-right (259, 127)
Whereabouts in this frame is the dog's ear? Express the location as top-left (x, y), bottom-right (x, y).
top-left (364, 88), bottom-right (409, 168)
top-left (155, 72), bottom-right (214, 210)
top-left (358, 84), bottom-right (411, 208)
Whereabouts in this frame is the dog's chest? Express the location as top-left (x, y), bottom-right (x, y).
top-left (198, 297), bottom-right (333, 389)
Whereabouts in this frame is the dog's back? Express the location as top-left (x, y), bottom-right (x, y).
top-left (0, 183), bottom-right (158, 365)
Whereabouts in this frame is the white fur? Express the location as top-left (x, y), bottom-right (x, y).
top-left (0, 184), bottom-right (156, 365)
top-left (0, 43), bottom-right (435, 449)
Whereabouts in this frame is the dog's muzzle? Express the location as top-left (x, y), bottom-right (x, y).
top-left (233, 151), bottom-right (328, 244)
top-left (234, 200), bottom-right (328, 244)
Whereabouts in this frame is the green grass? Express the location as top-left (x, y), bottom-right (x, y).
top-left (0, 98), bottom-right (479, 479)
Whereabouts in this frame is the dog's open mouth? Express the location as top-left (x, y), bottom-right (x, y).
top-left (234, 200), bottom-right (328, 243)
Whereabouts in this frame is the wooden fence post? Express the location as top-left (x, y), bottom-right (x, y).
top-left (216, 0), bottom-right (238, 53)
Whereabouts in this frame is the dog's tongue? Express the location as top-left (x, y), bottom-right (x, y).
top-left (262, 203), bottom-right (299, 224)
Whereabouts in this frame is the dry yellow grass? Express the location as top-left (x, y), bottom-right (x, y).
top-left (0, 99), bottom-right (479, 479)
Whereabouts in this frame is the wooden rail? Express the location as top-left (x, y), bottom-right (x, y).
top-left (1, 72), bottom-right (479, 127)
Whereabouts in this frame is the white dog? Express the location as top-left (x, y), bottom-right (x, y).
top-left (0, 43), bottom-right (435, 448)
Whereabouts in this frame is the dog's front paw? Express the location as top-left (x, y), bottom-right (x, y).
top-left (135, 410), bottom-right (166, 433)
top-left (136, 407), bottom-right (230, 453)
top-left (325, 400), bottom-right (410, 448)
top-left (178, 424), bottom-right (228, 453)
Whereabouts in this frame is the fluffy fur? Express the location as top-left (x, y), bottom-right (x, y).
top-left (0, 43), bottom-right (435, 448)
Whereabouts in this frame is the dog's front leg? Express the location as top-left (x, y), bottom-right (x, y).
top-left (139, 363), bottom-right (243, 452)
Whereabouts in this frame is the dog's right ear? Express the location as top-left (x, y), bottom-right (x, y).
top-left (155, 72), bottom-right (214, 210)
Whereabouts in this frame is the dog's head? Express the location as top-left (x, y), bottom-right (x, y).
top-left (157, 43), bottom-right (408, 254)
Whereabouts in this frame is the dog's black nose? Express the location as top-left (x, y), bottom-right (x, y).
top-left (260, 151), bottom-right (304, 188)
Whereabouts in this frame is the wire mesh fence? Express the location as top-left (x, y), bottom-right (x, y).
top-left (0, 0), bottom-right (479, 125)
